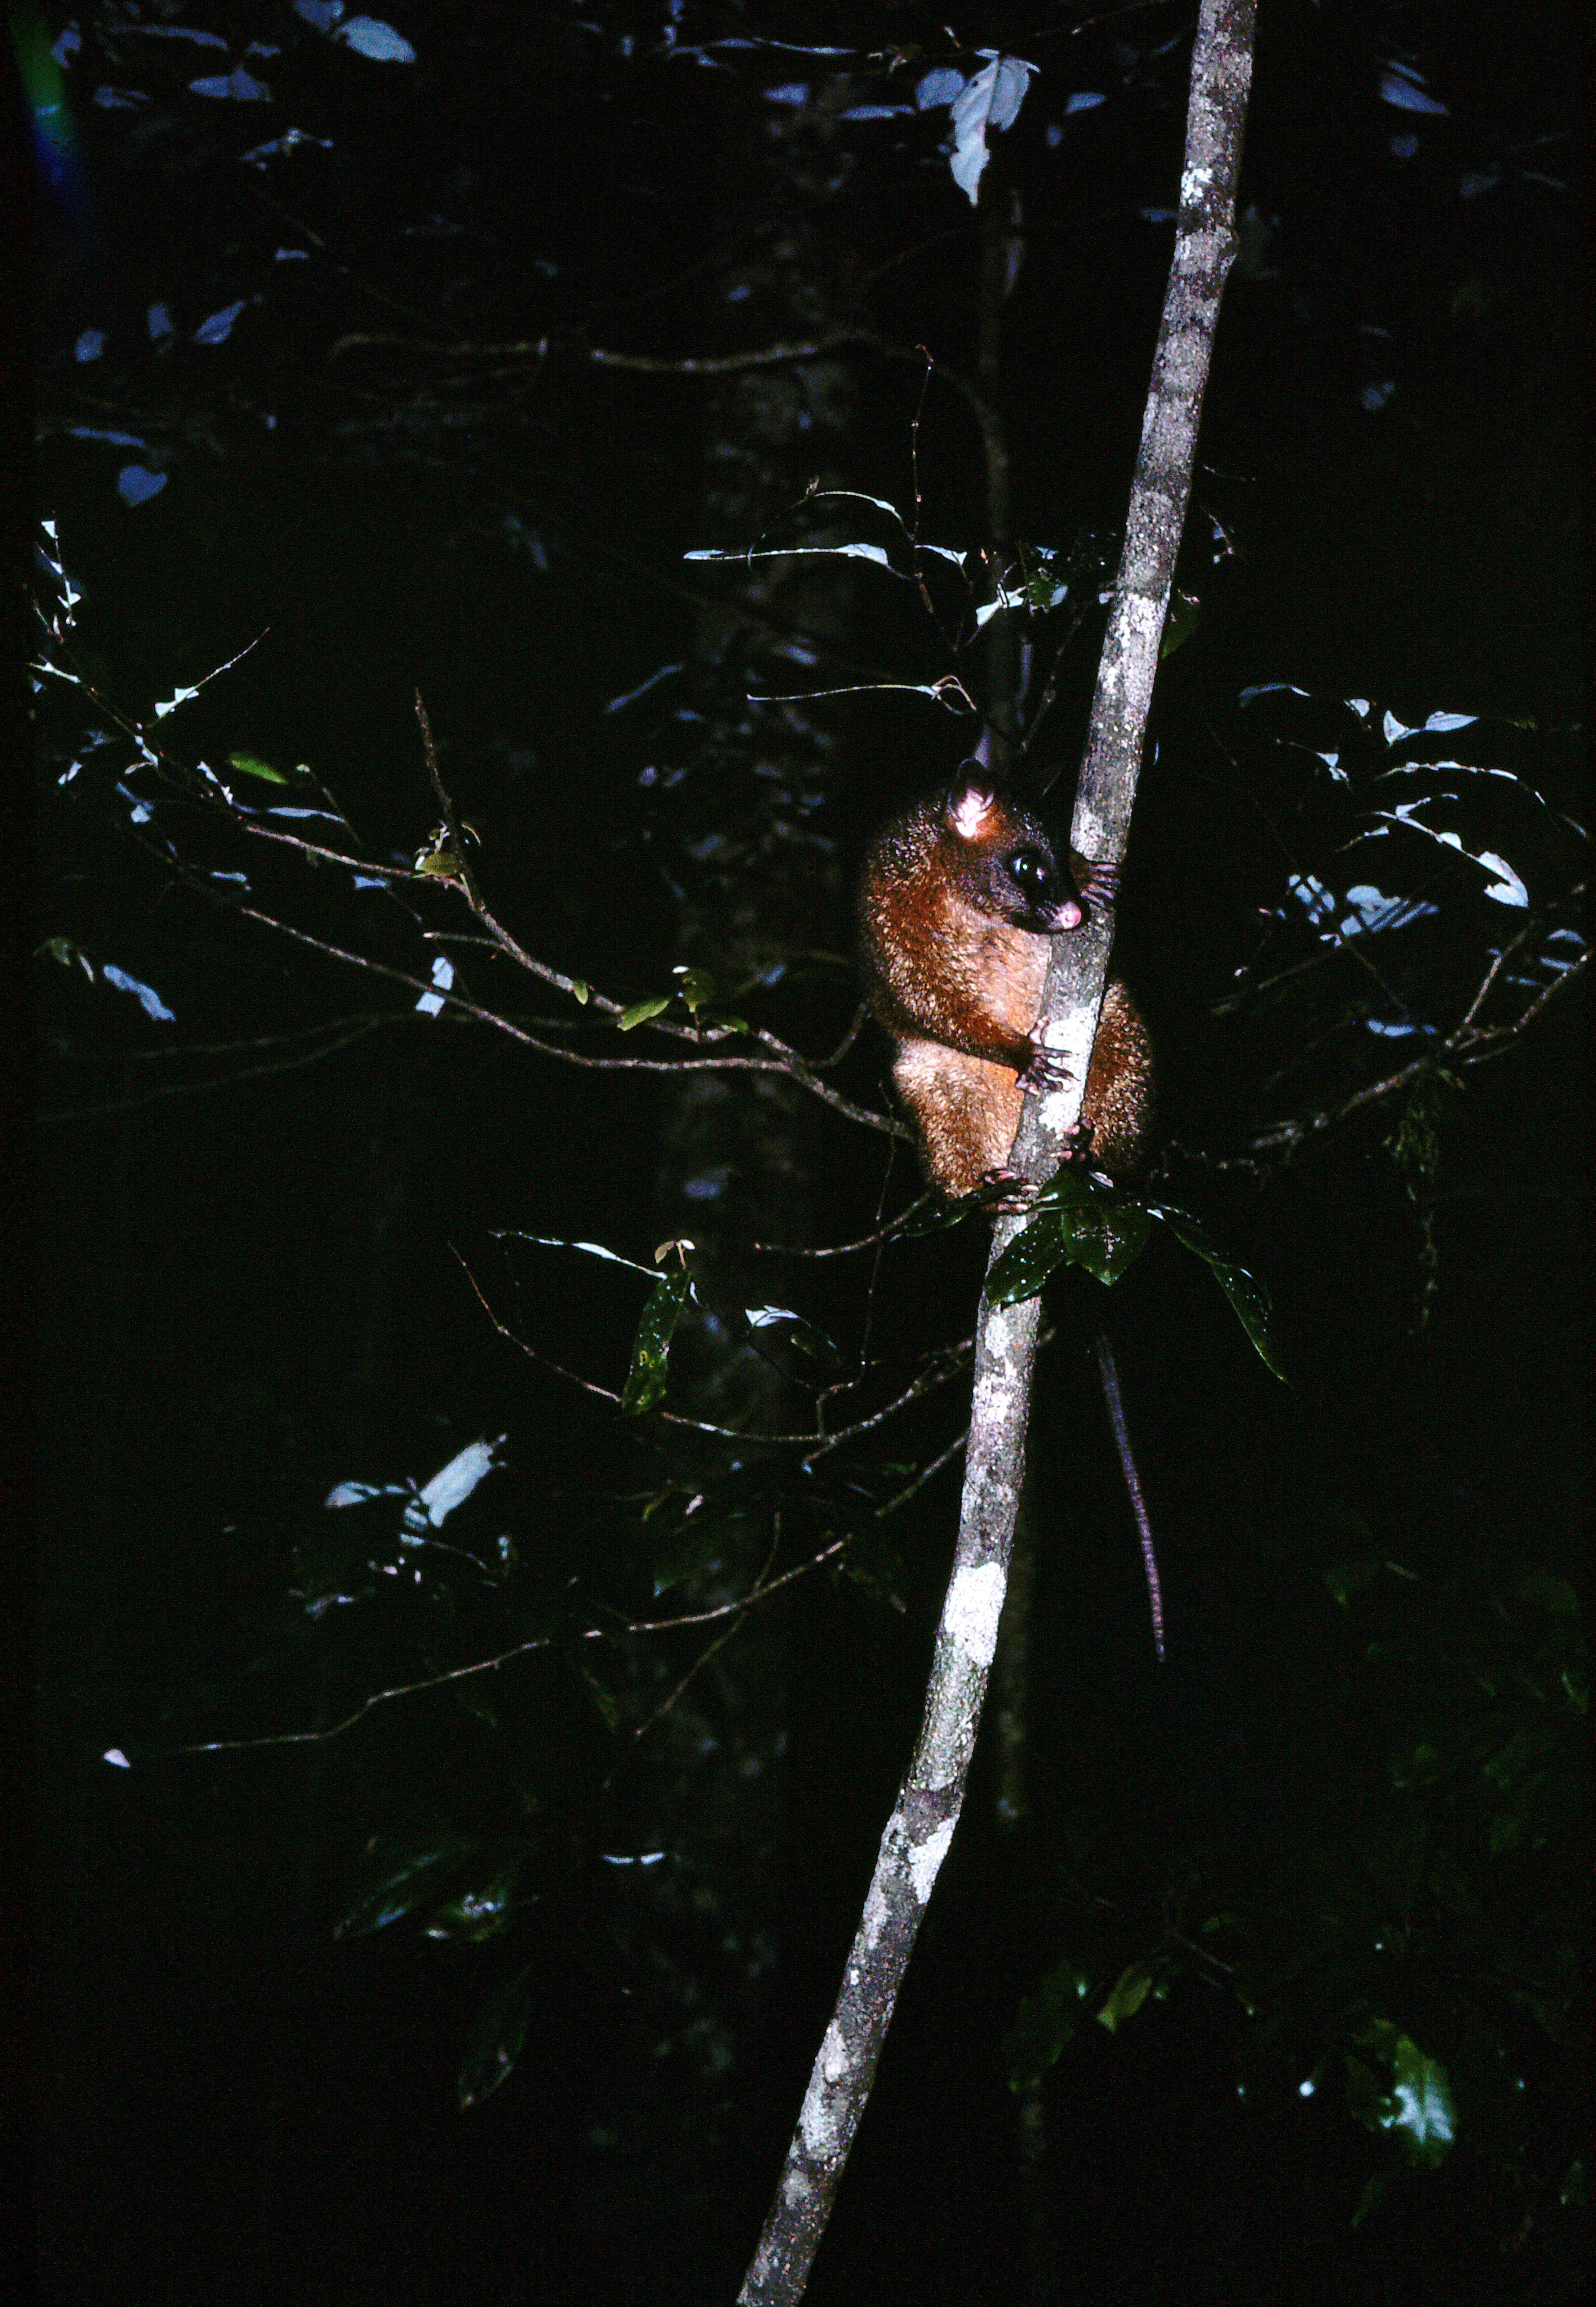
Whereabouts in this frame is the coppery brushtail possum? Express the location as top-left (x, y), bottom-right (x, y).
top-left (856, 770), bottom-right (1153, 1198)
top-left (857, 768), bottom-right (1165, 1656)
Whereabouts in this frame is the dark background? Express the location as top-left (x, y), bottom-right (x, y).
top-left (25, 4), bottom-right (1585, 2303)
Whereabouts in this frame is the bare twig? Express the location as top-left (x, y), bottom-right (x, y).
top-left (37, 1019), bottom-right (388, 1121)
top-left (46, 651), bottom-right (904, 1140)
top-left (456, 1241), bottom-right (973, 1452)
top-left (1246, 936), bottom-right (1586, 1157)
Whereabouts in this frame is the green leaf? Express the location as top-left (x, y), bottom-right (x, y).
top-left (1160, 590), bottom-right (1201, 657)
top-left (618, 995), bottom-right (671, 1032)
top-left (673, 966), bottom-right (717, 1013)
top-left (1004, 1954), bottom-right (1091, 2089)
top-left (335, 1835), bottom-right (480, 1938)
top-left (986, 1177), bottom-right (1152, 1306)
top-left (987, 1209), bottom-right (1072, 1303)
top-left (1515, 1571), bottom-right (1580, 1617)
top-left (458, 1962), bottom-right (537, 2109)
top-left (1351, 2169), bottom-right (1396, 2229)
top-left (1388, 1737), bottom-right (1442, 1791)
top-left (1481, 1726), bottom-right (1538, 1789)
top-left (744, 1306), bottom-right (846, 1370)
top-left (1014, 568), bottom-right (1069, 615)
top-left (1347, 2022), bottom-right (1456, 2169)
top-left (1071, 1199), bottom-right (1152, 1284)
top-left (835, 1528), bottom-right (908, 1609)
top-left (621, 1267), bottom-right (692, 1413)
top-left (226, 749), bottom-right (293, 785)
top-left (422, 1862), bottom-right (523, 1945)
top-left (509, 1232), bottom-right (654, 1276)
top-left (1387, 2034), bottom-right (1457, 2167)
top-left (37, 934), bottom-right (93, 976)
top-left (783, 1317), bottom-right (846, 1368)
top-left (1488, 1806), bottom-right (1521, 1858)
top-left (1096, 1962), bottom-right (1155, 2033)
top-left (1322, 1558), bottom-right (1381, 1608)
top-left (649, 1509), bottom-right (727, 1595)
top-left (1154, 1206), bottom-right (1286, 1379)
top-left (569, 1646), bottom-right (622, 1732)
top-left (1426, 1846), bottom-right (1480, 1916)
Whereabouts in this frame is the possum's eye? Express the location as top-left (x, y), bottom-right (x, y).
top-left (1008, 848), bottom-right (1053, 898)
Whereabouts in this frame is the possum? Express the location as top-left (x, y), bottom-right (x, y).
top-left (856, 771), bottom-right (1153, 1198)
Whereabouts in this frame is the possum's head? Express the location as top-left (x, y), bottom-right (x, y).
top-left (943, 775), bottom-right (1085, 935)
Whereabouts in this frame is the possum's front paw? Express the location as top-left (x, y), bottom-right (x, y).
top-left (1014, 1038), bottom-right (1072, 1094)
top-left (978, 1166), bottom-right (1037, 1216)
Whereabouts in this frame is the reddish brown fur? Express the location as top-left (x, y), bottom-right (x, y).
top-left (858, 777), bottom-right (1153, 1199)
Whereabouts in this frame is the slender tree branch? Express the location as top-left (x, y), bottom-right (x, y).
top-left (46, 654), bottom-right (905, 1138)
top-left (738, 11), bottom-right (1257, 2299)
top-left (456, 1245), bottom-right (973, 1452)
top-left (173, 1405), bottom-right (974, 1765)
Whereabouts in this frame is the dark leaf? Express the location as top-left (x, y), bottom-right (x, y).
top-left (423, 1863), bottom-right (524, 1945)
top-left (1003, 1953), bottom-right (1090, 2089)
top-left (458, 1962), bottom-right (537, 2110)
top-left (336, 1835), bottom-right (480, 1938)
top-left (1156, 1206), bottom-right (1286, 1378)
